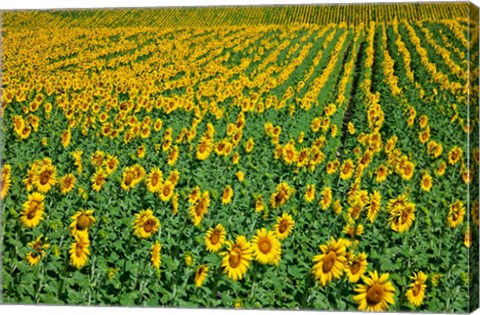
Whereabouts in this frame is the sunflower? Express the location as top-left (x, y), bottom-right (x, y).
top-left (221, 185), bottom-right (234, 204)
top-left (367, 191), bottom-right (382, 223)
top-left (220, 235), bottom-right (253, 281)
top-left (282, 141), bottom-right (297, 165)
top-left (19, 125), bottom-right (32, 139)
top-left (185, 253), bottom-right (194, 267)
top-left (436, 161), bottom-right (447, 176)
top-left (333, 200), bottom-right (343, 214)
top-left (319, 187), bottom-right (333, 210)
top-left (353, 271), bottom-right (396, 311)
top-left (273, 213), bottom-right (295, 240)
top-left (1, 170), bottom-right (11, 200)
top-left (255, 194), bottom-right (264, 212)
top-left (326, 160), bottom-right (340, 174)
top-left (168, 170), bottom-right (180, 186)
top-left (421, 172), bottom-right (432, 192)
top-left (418, 115), bottom-right (429, 129)
top-left (132, 164), bottom-right (146, 182)
top-left (133, 209), bottom-right (160, 239)
top-left (389, 201), bottom-right (416, 233)
top-left (159, 180), bottom-right (175, 202)
top-left (464, 226), bottom-right (471, 248)
top-left (252, 228), bottom-right (282, 265)
top-left (121, 166), bottom-right (138, 191)
top-left (59, 173), bottom-right (76, 194)
top-left (375, 164), bottom-right (388, 183)
top-left (91, 150), bottom-right (105, 167)
top-left (34, 164), bottom-right (57, 193)
top-left (205, 224), bottom-right (227, 252)
top-left (236, 171), bottom-right (245, 182)
top-left (26, 235), bottom-right (50, 266)
top-left (399, 161), bottom-right (415, 181)
top-left (270, 182), bottom-right (293, 209)
top-left (189, 191), bottom-right (211, 226)
top-left (146, 168), bottom-right (163, 193)
top-left (346, 252), bottom-right (368, 283)
top-left (196, 135), bottom-right (214, 161)
top-left (21, 192), bottom-right (45, 228)
top-left (172, 193), bottom-right (179, 215)
top-left (405, 271), bottom-right (427, 307)
top-left (137, 144), bottom-right (146, 159)
top-left (305, 184), bottom-right (315, 203)
top-left (71, 150), bottom-right (83, 174)
top-left (340, 159), bottom-right (355, 180)
top-left (448, 146), bottom-right (462, 165)
top-left (167, 145), bottom-right (179, 166)
top-left (312, 237), bottom-right (348, 286)
top-left (188, 186), bottom-right (201, 204)
top-left (61, 128), bottom-right (71, 148)
top-left (232, 152), bottom-right (240, 164)
top-left (69, 233), bottom-right (90, 269)
top-left (91, 169), bottom-right (107, 192)
top-left (69, 209), bottom-right (95, 236)
top-left (194, 265), bottom-right (209, 287)
top-left (151, 240), bottom-right (161, 269)
top-left (447, 200), bottom-right (465, 228)
top-left (347, 121), bottom-right (356, 135)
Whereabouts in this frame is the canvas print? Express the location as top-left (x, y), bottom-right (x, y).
top-left (0, 1), bottom-right (479, 313)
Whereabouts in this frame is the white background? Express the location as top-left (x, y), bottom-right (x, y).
top-left (0, 0), bottom-right (479, 315)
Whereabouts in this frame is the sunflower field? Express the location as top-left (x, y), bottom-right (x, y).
top-left (0, 2), bottom-right (479, 313)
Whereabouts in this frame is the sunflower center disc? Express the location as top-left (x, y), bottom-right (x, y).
top-left (401, 210), bottom-right (410, 224)
top-left (278, 221), bottom-right (288, 233)
top-left (151, 176), bottom-right (158, 186)
top-left (210, 232), bottom-right (219, 245)
top-left (350, 261), bottom-right (361, 275)
top-left (125, 173), bottom-right (133, 186)
top-left (163, 185), bottom-right (170, 196)
top-left (366, 284), bottom-right (385, 305)
top-left (144, 219), bottom-right (155, 233)
top-left (77, 214), bottom-right (90, 230)
top-left (259, 238), bottom-right (272, 254)
top-left (229, 250), bottom-right (241, 268)
top-left (412, 283), bottom-right (421, 296)
top-left (39, 172), bottom-right (50, 185)
top-left (75, 244), bottom-right (84, 257)
top-left (322, 251), bottom-right (337, 273)
top-left (27, 201), bottom-right (39, 219)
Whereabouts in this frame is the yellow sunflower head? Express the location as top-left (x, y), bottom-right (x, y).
top-left (194, 265), bottom-right (209, 287)
top-left (91, 169), bottom-right (107, 192)
top-left (305, 184), bottom-right (316, 203)
top-left (447, 200), bottom-right (466, 228)
top-left (220, 235), bottom-right (252, 281)
top-left (59, 173), bottom-right (76, 194)
top-left (405, 271), bottom-right (427, 307)
top-left (353, 270), bottom-right (396, 312)
top-left (69, 233), bottom-right (90, 269)
top-left (205, 224), bottom-right (227, 252)
top-left (221, 185), bottom-right (234, 205)
top-left (21, 192), bottom-right (46, 228)
top-left (69, 209), bottom-right (96, 236)
top-left (251, 228), bottom-right (282, 265)
top-left (189, 191), bottom-right (211, 226)
top-left (273, 213), bottom-right (295, 240)
top-left (133, 209), bottom-right (160, 239)
top-left (146, 168), bottom-right (163, 193)
top-left (151, 240), bottom-right (161, 269)
top-left (346, 252), bottom-right (368, 283)
top-left (34, 164), bottom-right (57, 193)
top-left (159, 180), bottom-right (175, 202)
top-left (311, 237), bottom-right (348, 286)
